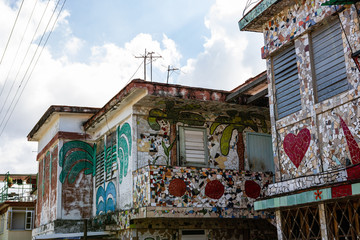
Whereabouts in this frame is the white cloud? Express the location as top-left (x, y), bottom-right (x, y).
top-left (177, 0), bottom-right (265, 90)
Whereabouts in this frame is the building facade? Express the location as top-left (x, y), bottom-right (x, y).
top-left (28, 79), bottom-right (277, 239)
top-left (0, 174), bottom-right (36, 240)
top-left (239, 0), bottom-right (360, 239)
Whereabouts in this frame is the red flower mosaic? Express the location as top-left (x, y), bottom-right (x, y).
top-left (205, 180), bottom-right (224, 199)
top-left (314, 189), bottom-right (322, 200)
top-left (244, 180), bottom-right (261, 199)
top-left (331, 184), bottom-right (352, 199)
top-left (283, 128), bottom-right (311, 168)
top-left (168, 178), bottom-right (186, 197)
top-left (339, 116), bottom-right (360, 165)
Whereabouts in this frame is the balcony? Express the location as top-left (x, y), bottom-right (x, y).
top-left (132, 165), bottom-right (274, 219)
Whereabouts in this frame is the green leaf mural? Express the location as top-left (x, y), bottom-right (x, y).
top-left (59, 140), bottom-right (97, 184)
top-left (117, 123), bottom-right (132, 184)
top-left (210, 111), bottom-right (267, 156)
top-left (147, 101), bottom-right (205, 130)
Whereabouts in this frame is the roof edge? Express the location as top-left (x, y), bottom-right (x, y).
top-left (27, 105), bottom-right (100, 141)
top-left (238, 0), bottom-right (280, 32)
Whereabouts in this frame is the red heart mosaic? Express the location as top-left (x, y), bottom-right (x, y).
top-left (339, 116), bottom-right (360, 165)
top-left (244, 180), bottom-right (261, 199)
top-left (283, 128), bottom-right (311, 168)
top-left (168, 178), bottom-right (186, 197)
top-left (205, 180), bottom-right (224, 199)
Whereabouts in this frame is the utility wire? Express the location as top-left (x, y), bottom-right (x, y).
top-left (0, 0), bottom-right (67, 138)
top-left (0, 0), bottom-right (40, 99)
top-left (0, 0), bottom-right (25, 66)
top-left (0, 0), bottom-right (52, 118)
top-left (125, 61), bottom-right (144, 86)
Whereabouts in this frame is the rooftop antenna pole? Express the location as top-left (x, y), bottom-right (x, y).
top-left (135, 49), bottom-right (147, 80)
top-left (167, 65), bottom-right (179, 84)
top-left (147, 51), bottom-right (161, 82)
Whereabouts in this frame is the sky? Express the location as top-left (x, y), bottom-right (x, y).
top-left (0, 0), bottom-right (265, 174)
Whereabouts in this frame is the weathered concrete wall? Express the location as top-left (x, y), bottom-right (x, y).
top-left (263, 1), bottom-right (360, 186)
top-left (114, 218), bottom-right (276, 240)
top-left (36, 144), bottom-right (58, 227)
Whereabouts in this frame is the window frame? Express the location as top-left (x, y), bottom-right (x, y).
top-left (272, 42), bottom-right (302, 120)
top-left (178, 126), bottom-right (209, 167)
top-left (310, 17), bottom-right (348, 103)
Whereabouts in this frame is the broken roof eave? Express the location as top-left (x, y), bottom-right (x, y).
top-left (239, 0), bottom-right (295, 32)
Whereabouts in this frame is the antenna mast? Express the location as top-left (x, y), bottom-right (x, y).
top-left (167, 65), bottom-right (179, 84)
top-left (135, 49), bottom-right (161, 81)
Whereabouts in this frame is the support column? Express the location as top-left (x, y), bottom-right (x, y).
top-left (275, 210), bottom-right (283, 240)
top-left (319, 203), bottom-right (328, 240)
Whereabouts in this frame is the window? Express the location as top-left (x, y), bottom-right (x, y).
top-left (312, 18), bottom-right (348, 102)
top-left (246, 132), bottom-right (274, 173)
top-left (179, 127), bottom-right (208, 167)
top-left (8, 208), bottom-right (34, 230)
top-left (325, 198), bottom-right (360, 239)
top-left (273, 43), bottom-right (301, 119)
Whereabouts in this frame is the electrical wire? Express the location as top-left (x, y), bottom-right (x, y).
top-left (0, 0), bottom-right (67, 138)
top-left (0, 0), bottom-right (25, 66)
top-left (0, 0), bottom-right (40, 99)
top-left (125, 61), bottom-right (144, 86)
top-left (0, 0), bottom-right (52, 118)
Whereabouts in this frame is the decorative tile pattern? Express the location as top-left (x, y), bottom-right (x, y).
top-left (133, 165), bottom-right (273, 210)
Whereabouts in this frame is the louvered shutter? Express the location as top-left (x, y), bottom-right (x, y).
top-left (179, 127), bottom-right (208, 166)
top-left (273, 44), bottom-right (301, 119)
top-left (312, 19), bottom-right (348, 102)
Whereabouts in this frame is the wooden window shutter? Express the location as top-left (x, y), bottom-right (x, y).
top-left (312, 18), bottom-right (348, 102)
top-left (273, 43), bottom-right (301, 119)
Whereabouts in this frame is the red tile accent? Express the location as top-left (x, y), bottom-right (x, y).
top-left (168, 178), bottom-right (186, 197)
top-left (331, 184), bottom-right (352, 198)
top-left (205, 180), bottom-right (224, 199)
top-left (346, 164), bottom-right (360, 181)
top-left (340, 117), bottom-right (360, 164)
top-left (245, 180), bottom-right (261, 199)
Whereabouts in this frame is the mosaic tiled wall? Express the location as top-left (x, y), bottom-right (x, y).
top-left (133, 165), bottom-right (273, 210)
top-left (264, 1), bottom-right (360, 184)
top-left (135, 103), bottom-right (271, 172)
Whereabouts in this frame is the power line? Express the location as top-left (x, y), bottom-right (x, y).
top-left (0, 0), bottom-right (25, 66)
top-left (0, 0), bottom-right (68, 138)
top-left (0, 0), bottom-right (40, 99)
top-left (0, 0), bottom-right (52, 118)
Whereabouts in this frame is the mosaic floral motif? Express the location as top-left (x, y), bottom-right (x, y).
top-left (205, 180), bottom-right (225, 199)
top-left (314, 189), bottom-right (322, 200)
top-left (59, 140), bottom-right (96, 184)
top-left (168, 178), bottom-right (186, 197)
top-left (283, 128), bottom-right (311, 168)
top-left (245, 180), bottom-right (261, 199)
